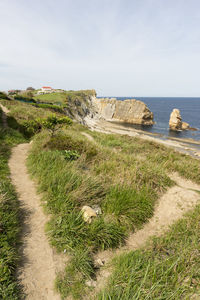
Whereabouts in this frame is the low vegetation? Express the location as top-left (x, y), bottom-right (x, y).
top-left (1, 96), bottom-right (200, 299)
top-left (98, 204), bottom-right (200, 299)
top-left (34, 89), bottom-right (96, 105)
top-left (0, 107), bottom-right (27, 299)
top-left (27, 129), bottom-right (200, 298)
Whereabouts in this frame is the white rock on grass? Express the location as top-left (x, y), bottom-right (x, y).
top-left (81, 206), bottom-right (97, 224)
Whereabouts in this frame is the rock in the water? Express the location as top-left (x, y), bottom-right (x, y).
top-left (169, 109), bottom-right (182, 131)
top-left (182, 122), bottom-right (190, 130)
top-left (92, 98), bottom-right (154, 125)
top-left (188, 127), bottom-right (198, 131)
top-left (169, 109), bottom-right (194, 131)
top-left (81, 206), bottom-right (97, 223)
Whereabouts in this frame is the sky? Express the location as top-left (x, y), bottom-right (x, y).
top-left (0, 0), bottom-right (200, 96)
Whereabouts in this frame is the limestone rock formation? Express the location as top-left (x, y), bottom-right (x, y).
top-left (81, 205), bottom-right (97, 223)
top-left (169, 109), bottom-right (194, 131)
top-left (182, 122), bottom-right (190, 130)
top-left (169, 109), bottom-right (182, 131)
top-left (92, 98), bottom-right (154, 125)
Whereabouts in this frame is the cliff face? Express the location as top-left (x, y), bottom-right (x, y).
top-left (64, 91), bottom-right (154, 126)
top-left (92, 98), bottom-right (154, 125)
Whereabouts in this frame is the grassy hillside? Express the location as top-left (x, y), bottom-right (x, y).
top-left (33, 89), bottom-right (96, 105)
top-left (27, 130), bottom-right (200, 298)
top-left (33, 92), bottom-right (66, 104)
top-left (1, 98), bottom-right (200, 299)
top-left (97, 204), bottom-right (200, 299)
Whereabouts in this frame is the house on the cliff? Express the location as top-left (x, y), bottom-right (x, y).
top-left (41, 86), bottom-right (53, 93)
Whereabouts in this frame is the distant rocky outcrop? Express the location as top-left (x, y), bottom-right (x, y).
top-left (64, 91), bottom-right (154, 126)
top-left (92, 98), bottom-right (154, 125)
top-left (169, 109), bottom-right (182, 131)
top-left (169, 109), bottom-right (196, 131)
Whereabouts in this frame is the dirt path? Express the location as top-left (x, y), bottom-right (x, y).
top-left (92, 172), bottom-right (200, 293)
top-left (81, 132), bottom-right (95, 142)
top-left (0, 103), bottom-right (9, 127)
top-left (9, 143), bottom-right (64, 300)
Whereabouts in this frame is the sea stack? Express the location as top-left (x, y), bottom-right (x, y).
top-left (169, 109), bottom-right (182, 131)
top-left (169, 109), bottom-right (192, 131)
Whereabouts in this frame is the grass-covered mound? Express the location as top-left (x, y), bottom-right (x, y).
top-left (0, 108), bottom-right (27, 299)
top-left (27, 123), bottom-right (200, 299)
top-left (97, 204), bottom-right (200, 299)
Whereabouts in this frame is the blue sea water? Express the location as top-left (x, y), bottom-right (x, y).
top-left (114, 97), bottom-right (200, 141)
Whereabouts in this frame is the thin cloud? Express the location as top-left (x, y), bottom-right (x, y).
top-left (0, 0), bottom-right (200, 96)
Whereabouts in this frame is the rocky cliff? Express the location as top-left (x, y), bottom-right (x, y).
top-left (92, 98), bottom-right (154, 125)
top-left (64, 91), bottom-right (154, 126)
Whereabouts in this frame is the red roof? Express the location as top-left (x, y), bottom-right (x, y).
top-left (42, 86), bottom-right (52, 89)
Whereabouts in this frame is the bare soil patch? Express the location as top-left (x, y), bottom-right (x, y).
top-left (0, 103), bottom-right (9, 127)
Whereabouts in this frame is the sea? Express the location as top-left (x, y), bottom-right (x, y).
top-left (111, 97), bottom-right (200, 141)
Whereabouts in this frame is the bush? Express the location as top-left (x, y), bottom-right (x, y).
top-left (63, 150), bottom-right (80, 161)
top-left (14, 94), bottom-right (36, 102)
top-left (20, 115), bottom-right (72, 137)
top-left (44, 133), bottom-right (98, 159)
top-left (42, 115), bottom-right (72, 136)
top-left (31, 103), bottom-right (66, 113)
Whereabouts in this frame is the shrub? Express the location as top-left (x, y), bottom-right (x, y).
top-left (63, 150), bottom-right (80, 161)
top-left (31, 103), bottom-right (66, 113)
top-left (14, 94), bottom-right (36, 102)
top-left (44, 133), bottom-right (98, 159)
top-left (21, 119), bottom-right (42, 137)
top-left (42, 115), bottom-right (72, 136)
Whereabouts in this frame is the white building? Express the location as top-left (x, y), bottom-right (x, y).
top-left (41, 86), bottom-right (53, 93)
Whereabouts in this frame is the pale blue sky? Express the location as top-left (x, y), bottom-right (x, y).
top-left (0, 0), bottom-right (200, 96)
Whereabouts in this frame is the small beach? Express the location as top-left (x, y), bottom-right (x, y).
top-left (88, 118), bottom-right (200, 159)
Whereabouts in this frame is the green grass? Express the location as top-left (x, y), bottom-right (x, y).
top-left (33, 89), bottom-right (96, 105)
top-left (33, 92), bottom-right (66, 104)
top-left (26, 127), bottom-right (200, 299)
top-left (1, 98), bottom-right (200, 299)
top-left (97, 204), bottom-right (200, 300)
top-left (0, 107), bottom-right (27, 299)
top-left (26, 128), bottom-right (181, 299)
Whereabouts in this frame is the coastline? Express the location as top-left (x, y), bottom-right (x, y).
top-left (85, 117), bottom-right (200, 159)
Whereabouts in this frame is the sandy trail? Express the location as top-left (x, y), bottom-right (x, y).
top-left (81, 131), bottom-right (95, 142)
top-left (93, 172), bottom-right (200, 292)
top-left (0, 103), bottom-right (9, 127)
top-left (9, 143), bottom-right (63, 300)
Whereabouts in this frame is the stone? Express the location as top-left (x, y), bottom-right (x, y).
top-left (92, 98), bottom-right (154, 125)
top-left (92, 205), bottom-right (102, 215)
top-left (182, 122), bottom-right (190, 130)
top-left (81, 206), bottom-right (97, 223)
top-left (85, 280), bottom-right (97, 287)
top-left (188, 127), bottom-right (198, 131)
top-left (169, 109), bottom-right (182, 131)
top-left (94, 258), bottom-right (105, 267)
